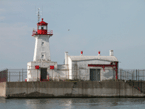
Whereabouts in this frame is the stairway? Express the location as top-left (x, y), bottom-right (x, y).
top-left (127, 80), bottom-right (145, 94)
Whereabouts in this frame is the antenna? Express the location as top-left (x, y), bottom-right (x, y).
top-left (42, 6), bottom-right (43, 18)
top-left (37, 8), bottom-right (41, 22)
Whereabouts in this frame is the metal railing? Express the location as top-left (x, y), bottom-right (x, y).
top-left (0, 69), bottom-right (145, 82)
top-left (118, 69), bottom-right (145, 81)
top-left (47, 30), bottom-right (53, 34)
top-left (32, 29), bottom-right (53, 36)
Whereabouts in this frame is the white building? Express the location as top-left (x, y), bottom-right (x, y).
top-left (26, 18), bottom-right (119, 82)
top-left (64, 50), bottom-right (118, 81)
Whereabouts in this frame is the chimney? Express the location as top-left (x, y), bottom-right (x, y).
top-left (98, 51), bottom-right (101, 56)
top-left (81, 51), bottom-right (83, 56)
top-left (109, 50), bottom-right (114, 56)
top-left (65, 52), bottom-right (68, 64)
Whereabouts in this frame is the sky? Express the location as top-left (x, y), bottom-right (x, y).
top-left (0, 0), bottom-right (145, 70)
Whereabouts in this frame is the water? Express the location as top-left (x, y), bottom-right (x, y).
top-left (0, 98), bottom-right (145, 109)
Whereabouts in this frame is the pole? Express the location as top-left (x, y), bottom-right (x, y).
top-left (132, 71), bottom-right (133, 80)
top-left (127, 71), bottom-right (128, 81)
top-left (136, 69), bottom-right (137, 81)
top-left (22, 69), bottom-right (23, 82)
top-left (120, 69), bottom-right (121, 80)
top-left (52, 70), bottom-right (53, 81)
top-left (1, 71), bottom-right (3, 82)
top-left (9, 71), bottom-right (10, 82)
top-left (141, 80), bottom-right (142, 92)
top-left (19, 71), bottom-right (20, 82)
top-left (36, 69), bottom-right (38, 81)
top-left (78, 68), bottom-right (80, 81)
top-left (125, 72), bottom-right (126, 82)
top-left (138, 69), bottom-right (139, 81)
top-left (143, 71), bottom-right (144, 81)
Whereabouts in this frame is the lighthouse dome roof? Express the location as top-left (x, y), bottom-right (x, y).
top-left (37, 18), bottom-right (48, 26)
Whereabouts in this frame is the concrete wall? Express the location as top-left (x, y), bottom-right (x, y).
top-left (0, 82), bottom-right (6, 97)
top-left (5, 81), bottom-right (145, 98)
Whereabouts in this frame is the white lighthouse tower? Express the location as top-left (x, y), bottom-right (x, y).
top-left (27, 18), bottom-right (57, 82)
top-left (33, 18), bottom-right (52, 61)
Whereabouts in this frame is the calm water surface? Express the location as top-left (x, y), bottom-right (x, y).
top-left (0, 98), bottom-right (145, 109)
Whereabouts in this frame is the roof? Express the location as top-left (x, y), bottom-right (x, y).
top-left (68, 56), bottom-right (118, 62)
top-left (37, 18), bottom-right (48, 26)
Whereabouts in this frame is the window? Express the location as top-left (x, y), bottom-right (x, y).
top-left (38, 26), bottom-right (47, 30)
top-left (41, 26), bottom-right (44, 30)
top-left (38, 26), bottom-right (41, 30)
top-left (41, 42), bottom-right (44, 46)
top-left (43, 26), bottom-right (47, 30)
top-left (41, 55), bottom-right (44, 59)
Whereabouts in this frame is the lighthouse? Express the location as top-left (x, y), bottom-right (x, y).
top-left (27, 18), bottom-right (57, 82)
top-left (26, 12), bottom-right (118, 82)
top-left (32, 18), bottom-right (53, 61)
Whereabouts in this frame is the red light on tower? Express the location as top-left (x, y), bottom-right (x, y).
top-left (32, 18), bottom-right (53, 36)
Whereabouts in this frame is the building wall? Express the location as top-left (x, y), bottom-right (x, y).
top-left (68, 57), bottom-right (72, 79)
top-left (27, 61), bottom-right (57, 81)
top-left (33, 35), bottom-right (51, 61)
top-left (70, 60), bottom-right (116, 81)
top-left (47, 64), bottom-right (68, 80)
top-left (57, 65), bottom-right (69, 80)
top-left (27, 60), bottom-right (116, 81)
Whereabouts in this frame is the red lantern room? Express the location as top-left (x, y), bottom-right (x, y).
top-left (32, 18), bottom-right (53, 36)
top-left (37, 18), bottom-right (48, 34)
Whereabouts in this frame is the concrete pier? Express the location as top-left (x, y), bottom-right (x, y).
top-left (0, 81), bottom-right (144, 98)
top-left (0, 82), bottom-right (6, 97)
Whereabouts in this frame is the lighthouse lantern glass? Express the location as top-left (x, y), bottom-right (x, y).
top-left (43, 26), bottom-right (47, 30)
top-left (38, 26), bottom-right (41, 30)
top-left (38, 26), bottom-right (47, 30)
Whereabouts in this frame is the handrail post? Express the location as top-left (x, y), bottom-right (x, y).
top-left (136, 69), bottom-right (137, 81)
top-left (22, 69), bottom-right (23, 82)
top-left (19, 71), bottom-right (20, 82)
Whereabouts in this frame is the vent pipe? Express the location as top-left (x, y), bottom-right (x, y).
top-left (65, 52), bottom-right (68, 64)
top-left (109, 50), bottom-right (114, 56)
top-left (81, 51), bottom-right (83, 56)
top-left (98, 51), bottom-right (101, 56)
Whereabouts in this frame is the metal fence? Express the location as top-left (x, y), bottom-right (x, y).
top-left (7, 69), bottom-right (27, 82)
top-left (118, 69), bottom-right (145, 81)
top-left (0, 69), bottom-right (145, 82)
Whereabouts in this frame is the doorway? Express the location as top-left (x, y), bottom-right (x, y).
top-left (41, 68), bottom-right (47, 81)
top-left (90, 69), bottom-right (100, 81)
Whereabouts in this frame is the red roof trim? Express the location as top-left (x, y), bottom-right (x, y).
top-left (37, 18), bottom-right (48, 26)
